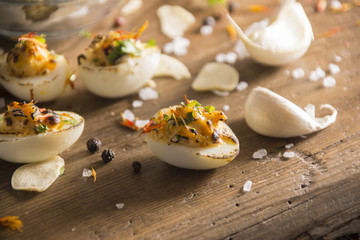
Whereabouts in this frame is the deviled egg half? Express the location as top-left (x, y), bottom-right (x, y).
top-left (141, 98), bottom-right (239, 170)
top-left (78, 21), bottom-right (161, 98)
top-left (0, 33), bottom-right (71, 102)
top-left (0, 101), bottom-right (84, 163)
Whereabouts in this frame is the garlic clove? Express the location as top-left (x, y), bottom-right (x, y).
top-left (245, 87), bottom-right (337, 138)
top-left (11, 156), bottom-right (64, 192)
top-left (157, 5), bottom-right (196, 39)
top-left (191, 62), bottom-right (239, 92)
top-left (227, 0), bottom-right (313, 66)
top-left (153, 54), bottom-right (191, 80)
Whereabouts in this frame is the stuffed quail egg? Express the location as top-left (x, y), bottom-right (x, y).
top-left (0, 101), bottom-right (84, 163)
top-left (77, 21), bottom-right (161, 98)
top-left (0, 33), bottom-right (71, 102)
top-left (141, 98), bottom-right (239, 170)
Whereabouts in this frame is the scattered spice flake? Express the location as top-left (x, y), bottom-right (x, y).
top-left (315, 0), bottom-right (327, 12)
top-left (247, 5), bottom-right (271, 13)
top-left (120, 115), bottom-right (139, 131)
top-left (317, 27), bottom-right (343, 38)
top-left (0, 216), bottom-right (23, 232)
top-left (91, 167), bottom-right (96, 182)
top-left (226, 24), bottom-right (237, 42)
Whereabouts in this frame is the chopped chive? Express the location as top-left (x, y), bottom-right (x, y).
top-left (60, 166), bottom-right (65, 176)
top-left (185, 111), bottom-right (194, 124)
top-left (36, 124), bottom-right (48, 133)
top-left (146, 38), bottom-right (157, 47)
top-left (204, 105), bottom-right (215, 112)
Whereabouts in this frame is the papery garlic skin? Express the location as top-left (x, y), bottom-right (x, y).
top-left (245, 87), bottom-right (337, 138)
top-left (227, 0), bottom-right (313, 66)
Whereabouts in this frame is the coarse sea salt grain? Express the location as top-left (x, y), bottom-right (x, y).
top-left (139, 87), bottom-right (159, 100)
top-left (135, 119), bottom-right (150, 128)
top-left (285, 143), bottom-right (294, 149)
top-left (0, 98), bottom-right (5, 109)
top-left (330, 0), bottom-right (342, 10)
top-left (163, 42), bottom-right (174, 54)
top-left (200, 25), bottom-right (213, 36)
top-left (82, 168), bottom-right (92, 177)
top-left (283, 151), bottom-right (295, 158)
top-left (225, 52), bottom-right (238, 64)
top-left (215, 53), bottom-right (226, 63)
top-left (292, 68), bottom-right (305, 79)
top-left (309, 67), bottom-right (325, 82)
top-left (323, 76), bottom-right (336, 88)
top-left (236, 81), bottom-right (248, 91)
top-left (329, 63), bottom-right (340, 75)
top-left (334, 55), bottom-right (342, 62)
top-left (115, 203), bottom-right (125, 209)
top-left (212, 90), bottom-right (230, 97)
top-left (132, 100), bottom-right (143, 108)
top-left (223, 104), bottom-right (230, 111)
top-left (234, 40), bottom-right (249, 59)
top-left (243, 180), bottom-right (253, 192)
top-left (123, 109), bottom-right (135, 121)
top-left (252, 148), bottom-right (267, 159)
top-left (304, 104), bottom-right (315, 118)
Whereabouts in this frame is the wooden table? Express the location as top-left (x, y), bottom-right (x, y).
top-left (1, 0), bottom-right (360, 239)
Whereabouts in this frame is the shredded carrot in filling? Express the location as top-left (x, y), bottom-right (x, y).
top-left (0, 216), bottom-right (23, 232)
top-left (140, 97), bottom-right (237, 147)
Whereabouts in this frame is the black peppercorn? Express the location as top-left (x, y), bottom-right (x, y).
top-left (87, 138), bottom-right (102, 153)
top-left (132, 161), bottom-right (142, 173)
top-left (102, 149), bottom-right (115, 163)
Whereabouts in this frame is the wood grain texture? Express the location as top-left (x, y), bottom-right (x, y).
top-left (0, 0), bottom-right (360, 239)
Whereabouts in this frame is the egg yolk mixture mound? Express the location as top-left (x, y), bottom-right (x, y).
top-left (78, 21), bottom-right (157, 67)
top-left (142, 97), bottom-right (238, 147)
top-left (6, 33), bottom-right (56, 78)
top-left (0, 101), bottom-right (77, 136)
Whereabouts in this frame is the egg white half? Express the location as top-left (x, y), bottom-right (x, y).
top-left (78, 49), bottom-right (161, 98)
top-left (146, 122), bottom-right (240, 170)
top-left (0, 54), bottom-right (71, 102)
top-left (0, 111), bottom-right (84, 163)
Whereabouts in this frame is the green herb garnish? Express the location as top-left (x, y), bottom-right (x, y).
top-left (146, 38), bottom-right (157, 47)
top-left (60, 166), bottom-right (65, 176)
top-left (36, 124), bottom-right (48, 133)
top-left (62, 119), bottom-right (78, 125)
top-left (35, 34), bottom-right (46, 44)
top-left (186, 100), bottom-right (201, 108)
top-left (163, 114), bottom-right (170, 120)
top-left (204, 105), bottom-right (215, 112)
top-left (107, 39), bottom-right (141, 64)
top-left (207, 0), bottom-right (226, 6)
top-left (185, 111), bottom-right (194, 124)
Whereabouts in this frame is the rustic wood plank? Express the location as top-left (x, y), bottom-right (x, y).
top-left (0, 0), bottom-right (360, 239)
